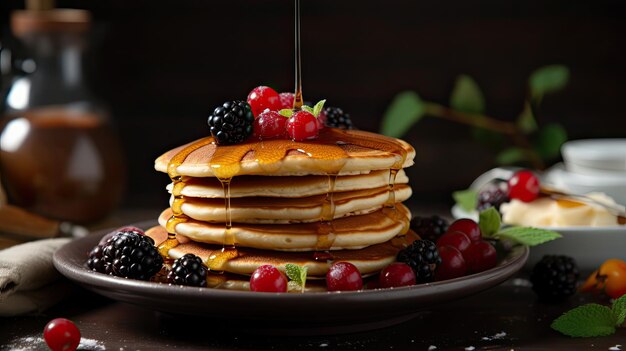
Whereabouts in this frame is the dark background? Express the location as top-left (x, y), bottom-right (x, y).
top-left (1, 0), bottom-right (625, 210)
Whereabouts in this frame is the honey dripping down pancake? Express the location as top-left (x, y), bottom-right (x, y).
top-left (155, 128), bottom-right (414, 273)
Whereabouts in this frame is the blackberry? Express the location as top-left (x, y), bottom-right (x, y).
top-left (324, 106), bottom-right (354, 129)
top-left (410, 215), bottom-right (449, 242)
top-left (207, 100), bottom-right (254, 145)
top-left (86, 242), bottom-right (108, 273)
top-left (97, 231), bottom-right (163, 280)
top-left (167, 254), bottom-right (208, 287)
top-left (397, 240), bottom-right (442, 283)
top-left (530, 255), bottom-right (580, 302)
top-left (477, 180), bottom-right (509, 212)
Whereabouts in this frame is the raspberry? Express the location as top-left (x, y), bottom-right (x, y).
top-left (477, 180), bottom-right (510, 212)
top-left (43, 318), bottom-right (81, 351)
top-left (250, 265), bottom-right (288, 292)
top-left (92, 231), bottom-right (163, 280)
top-left (326, 262), bottom-right (363, 291)
top-left (279, 92), bottom-right (294, 109)
top-left (253, 110), bottom-right (287, 139)
top-left (409, 215), bottom-right (449, 243)
top-left (247, 86), bottom-right (282, 116)
top-left (396, 240), bottom-right (442, 283)
top-left (323, 106), bottom-right (353, 129)
top-left (167, 254), bottom-right (208, 287)
top-left (287, 110), bottom-right (319, 141)
top-left (530, 255), bottom-right (579, 301)
top-left (207, 101), bottom-right (254, 145)
top-left (508, 170), bottom-right (540, 202)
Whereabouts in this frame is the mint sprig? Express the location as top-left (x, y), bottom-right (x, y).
top-left (285, 263), bottom-right (307, 293)
top-left (478, 207), bottom-right (501, 237)
top-left (453, 189), bottom-right (478, 213)
top-left (278, 99), bottom-right (327, 119)
top-left (313, 99), bottom-right (326, 117)
top-left (477, 208), bottom-right (561, 247)
top-left (552, 295), bottom-right (626, 337)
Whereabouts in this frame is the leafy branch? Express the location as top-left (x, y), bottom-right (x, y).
top-left (380, 65), bottom-right (570, 170)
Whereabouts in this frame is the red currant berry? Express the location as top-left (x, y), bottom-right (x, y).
top-left (253, 110), bottom-right (287, 139)
top-left (436, 231), bottom-right (471, 254)
top-left (448, 218), bottom-right (482, 242)
top-left (379, 263), bottom-right (416, 288)
top-left (250, 265), bottom-right (288, 292)
top-left (43, 318), bottom-right (81, 351)
top-left (508, 170), bottom-right (540, 202)
top-left (279, 92), bottom-right (294, 109)
top-left (247, 86), bottom-right (282, 117)
top-left (435, 246), bottom-right (467, 281)
top-left (464, 241), bottom-right (497, 274)
top-left (326, 262), bottom-right (363, 291)
top-left (287, 111), bottom-right (319, 141)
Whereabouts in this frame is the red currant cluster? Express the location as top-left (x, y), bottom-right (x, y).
top-left (247, 86), bottom-right (325, 142)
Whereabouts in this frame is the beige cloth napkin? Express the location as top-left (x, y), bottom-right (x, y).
top-left (0, 238), bottom-right (72, 316)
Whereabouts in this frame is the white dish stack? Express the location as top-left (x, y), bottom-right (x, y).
top-left (543, 139), bottom-right (626, 206)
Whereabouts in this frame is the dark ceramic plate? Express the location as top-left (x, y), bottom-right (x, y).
top-left (54, 221), bottom-right (528, 334)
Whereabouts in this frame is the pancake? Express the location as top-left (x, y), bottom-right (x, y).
top-left (155, 129), bottom-right (415, 178)
top-left (166, 169), bottom-right (409, 199)
top-left (147, 225), bottom-right (419, 278)
top-left (173, 185), bottom-right (411, 224)
top-left (158, 204), bottom-right (411, 251)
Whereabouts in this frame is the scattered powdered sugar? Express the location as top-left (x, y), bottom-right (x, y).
top-left (608, 345), bottom-right (622, 351)
top-left (481, 331), bottom-right (507, 341)
top-left (428, 346), bottom-right (437, 351)
top-left (4, 335), bottom-right (106, 351)
top-left (465, 347), bottom-right (475, 351)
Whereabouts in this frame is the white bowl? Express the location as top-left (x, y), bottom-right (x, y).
top-left (562, 139), bottom-right (626, 172)
top-left (543, 163), bottom-right (626, 206)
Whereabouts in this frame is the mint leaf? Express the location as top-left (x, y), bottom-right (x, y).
top-left (478, 207), bottom-right (501, 238)
top-left (450, 75), bottom-right (485, 114)
top-left (313, 99), bottom-right (326, 118)
top-left (495, 147), bottom-right (526, 165)
top-left (285, 263), bottom-right (307, 292)
top-left (279, 109), bottom-right (294, 118)
top-left (611, 294), bottom-right (626, 326)
top-left (496, 227), bottom-right (561, 246)
top-left (529, 65), bottom-right (570, 101)
top-left (301, 105), bottom-right (314, 114)
top-left (453, 189), bottom-right (478, 213)
top-left (551, 304), bottom-right (616, 337)
top-left (381, 91), bottom-right (425, 138)
top-left (517, 101), bottom-right (538, 134)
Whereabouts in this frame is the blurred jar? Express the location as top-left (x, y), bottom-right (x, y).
top-left (0, 8), bottom-right (125, 223)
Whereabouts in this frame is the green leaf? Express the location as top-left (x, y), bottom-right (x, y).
top-left (301, 105), bottom-right (314, 114)
top-left (279, 109), bottom-right (294, 118)
top-left (450, 75), bottom-right (485, 114)
top-left (533, 123), bottom-right (568, 159)
top-left (285, 263), bottom-right (307, 292)
top-left (453, 189), bottom-right (478, 213)
top-left (478, 207), bottom-right (501, 238)
top-left (496, 227), bottom-right (561, 247)
top-left (611, 294), bottom-right (626, 326)
top-left (381, 91), bottom-right (425, 138)
top-left (529, 65), bottom-right (570, 101)
top-left (517, 101), bottom-right (538, 134)
top-left (551, 304), bottom-right (616, 337)
top-left (495, 147), bottom-right (526, 165)
top-left (313, 99), bottom-right (326, 118)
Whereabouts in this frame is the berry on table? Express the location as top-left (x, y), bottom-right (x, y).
top-left (323, 106), bottom-right (354, 129)
top-left (279, 92), bottom-right (294, 109)
top-left (379, 263), bottom-right (416, 288)
top-left (167, 253), bottom-right (208, 287)
top-left (530, 255), bottom-right (579, 302)
top-left (250, 265), bottom-right (288, 292)
top-left (396, 240), bottom-right (442, 283)
top-left (477, 180), bottom-right (510, 212)
top-left (409, 215), bottom-right (449, 243)
top-left (436, 231), bottom-right (471, 254)
top-left (435, 246), bottom-right (467, 281)
top-left (253, 110), bottom-right (287, 139)
top-left (447, 218), bottom-right (482, 242)
top-left (247, 86), bottom-right (282, 116)
top-left (581, 259), bottom-right (626, 299)
top-left (464, 240), bottom-right (497, 273)
top-left (508, 170), bottom-right (540, 202)
top-left (95, 230), bottom-right (163, 280)
top-left (207, 101), bottom-right (254, 145)
top-left (43, 318), bottom-right (81, 351)
top-left (287, 110), bottom-right (319, 141)
top-left (326, 262), bottom-right (363, 291)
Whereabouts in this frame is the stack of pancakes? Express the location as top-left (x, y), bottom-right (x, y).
top-left (146, 129), bottom-right (417, 291)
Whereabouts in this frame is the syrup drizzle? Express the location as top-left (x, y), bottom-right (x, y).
top-left (293, 0), bottom-right (303, 110)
